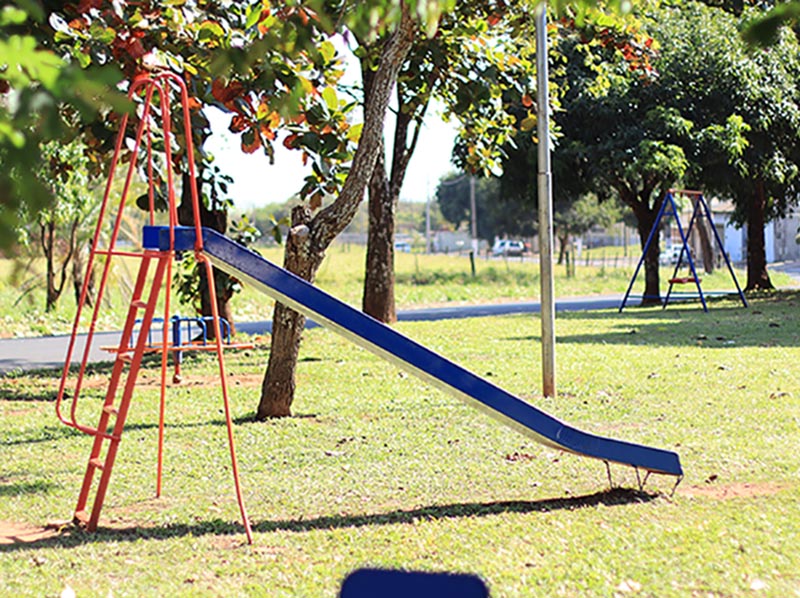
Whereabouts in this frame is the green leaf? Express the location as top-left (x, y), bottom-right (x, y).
top-left (520, 116), bottom-right (536, 132)
top-left (321, 87), bottom-right (338, 111)
top-left (319, 40), bottom-right (336, 64)
top-left (0, 6), bottom-right (28, 27)
top-left (245, 5), bottom-right (261, 30)
top-left (13, 0), bottom-right (42, 22)
top-left (88, 22), bottom-right (116, 45)
top-left (198, 20), bottom-right (225, 43)
top-left (0, 121), bottom-right (26, 148)
top-left (347, 122), bottom-right (363, 142)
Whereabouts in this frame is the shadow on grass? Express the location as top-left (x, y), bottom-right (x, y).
top-left (0, 388), bottom-right (61, 402)
top-left (4, 414), bottom-right (271, 446)
top-left (0, 479), bottom-right (56, 497)
top-left (503, 296), bottom-right (798, 348)
top-left (2, 424), bottom-right (83, 446)
top-left (0, 487), bottom-right (657, 552)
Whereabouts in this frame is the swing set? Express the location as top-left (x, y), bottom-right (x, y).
top-left (619, 189), bottom-right (748, 312)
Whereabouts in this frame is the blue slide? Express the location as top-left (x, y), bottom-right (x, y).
top-left (144, 226), bottom-right (682, 477)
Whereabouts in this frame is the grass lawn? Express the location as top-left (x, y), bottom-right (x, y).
top-left (1, 291), bottom-right (798, 596)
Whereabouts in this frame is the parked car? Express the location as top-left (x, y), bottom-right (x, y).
top-left (659, 245), bottom-right (684, 265)
top-left (492, 239), bottom-right (525, 257)
top-left (394, 241), bottom-right (411, 253)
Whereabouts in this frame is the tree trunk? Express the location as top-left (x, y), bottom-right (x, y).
top-left (556, 230), bottom-right (568, 265)
top-left (694, 198), bottom-right (714, 274)
top-left (362, 142), bottom-right (398, 322)
top-left (745, 180), bottom-right (773, 291)
top-left (258, 206), bottom-right (315, 418)
top-left (177, 172), bottom-right (235, 336)
top-left (41, 218), bottom-right (73, 312)
top-left (632, 201), bottom-right (662, 306)
top-left (44, 220), bottom-right (57, 312)
top-left (72, 244), bottom-right (95, 308)
top-left (257, 9), bottom-right (418, 419)
top-left (361, 58), bottom-right (425, 324)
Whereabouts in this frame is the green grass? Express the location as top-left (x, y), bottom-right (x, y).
top-left (1, 243), bottom-right (794, 338)
top-left (1, 292), bottom-right (799, 596)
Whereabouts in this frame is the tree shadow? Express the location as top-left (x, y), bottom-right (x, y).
top-left (0, 388), bottom-right (61, 402)
top-left (502, 299), bottom-right (796, 348)
top-left (0, 487), bottom-right (658, 552)
top-left (4, 415), bottom-right (269, 446)
top-left (2, 424), bottom-right (83, 446)
top-left (0, 479), bottom-right (56, 497)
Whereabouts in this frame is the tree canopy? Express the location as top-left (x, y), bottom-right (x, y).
top-left (436, 173), bottom-right (537, 242)
top-left (650, 2), bottom-right (800, 289)
top-left (0, 1), bottom-right (125, 250)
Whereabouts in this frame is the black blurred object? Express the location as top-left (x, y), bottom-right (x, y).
top-left (340, 568), bottom-right (489, 598)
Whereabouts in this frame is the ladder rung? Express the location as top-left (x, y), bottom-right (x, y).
top-left (89, 458), bottom-right (105, 470)
top-left (118, 352), bottom-right (133, 364)
top-left (102, 405), bottom-right (119, 417)
top-left (131, 300), bottom-right (147, 309)
top-left (74, 510), bottom-right (89, 524)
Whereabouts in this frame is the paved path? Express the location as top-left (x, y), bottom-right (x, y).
top-left (771, 260), bottom-right (800, 283)
top-left (5, 255), bottom-right (800, 377)
top-left (0, 295), bottom-right (622, 375)
top-left (0, 331), bottom-right (122, 376)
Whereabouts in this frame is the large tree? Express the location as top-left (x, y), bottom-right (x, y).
top-left (256, 5), bottom-right (430, 418)
top-left (357, 1), bottom-right (536, 323)
top-left (552, 28), bottom-right (687, 303)
top-left (652, 2), bottom-right (800, 290)
top-left (15, 0), bottom-right (450, 418)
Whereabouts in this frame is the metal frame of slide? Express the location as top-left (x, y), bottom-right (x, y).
top-left (144, 225), bottom-right (682, 477)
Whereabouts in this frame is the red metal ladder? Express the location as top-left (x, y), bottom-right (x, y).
top-left (73, 251), bottom-right (170, 530)
top-left (55, 71), bottom-right (253, 543)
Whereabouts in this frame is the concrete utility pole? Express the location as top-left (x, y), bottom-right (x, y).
top-left (469, 176), bottom-right (478, 255)
top-left (425, 178), bottom-right (432, 253)
top-left (536, 3), bottom-right (556, 398)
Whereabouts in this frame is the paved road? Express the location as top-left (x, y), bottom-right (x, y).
top-left (7, 255), bottom-right (797, 376)
top-left (772, 260), bottom-right (800, 282)
top-left (0, 295), bottom-right (622, 375)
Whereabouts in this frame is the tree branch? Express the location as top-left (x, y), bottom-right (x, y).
top-left (311, 5), bottom-right (419, 250)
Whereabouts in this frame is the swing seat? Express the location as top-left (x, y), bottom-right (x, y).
top-left (669, 276), bottom-right (701, 284)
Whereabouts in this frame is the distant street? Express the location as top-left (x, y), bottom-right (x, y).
top-left (0, 295), bottom-right (622, 375)
top-left (4, 255), bottom-right (800, 377)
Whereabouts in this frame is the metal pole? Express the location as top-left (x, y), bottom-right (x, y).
top-left (469, 176), bottom-right (478, 255)
top-left (425, 179), bottom-right (432, 254)
top-left (536, 3), bottom-right (556, 397)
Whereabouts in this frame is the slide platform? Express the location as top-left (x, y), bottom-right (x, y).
top-left (144, 226), bottom-right (682, 477)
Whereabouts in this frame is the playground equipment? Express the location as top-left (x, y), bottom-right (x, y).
top-left (57, 72), bottom-right (682, 545)
top-left (620, 190), bottom-right (747, 312)
top-left (56, 71), bottom-right (255, 541)
top-left (102, 314), bottom-right (254, 383)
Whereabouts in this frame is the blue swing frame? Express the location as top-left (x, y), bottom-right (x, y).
top-left (619, 190), bottom-right (747, 313)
